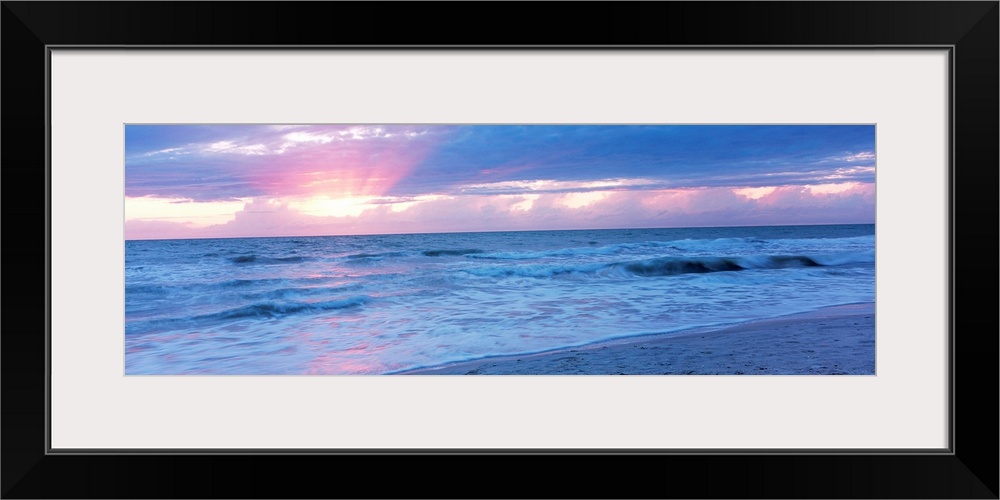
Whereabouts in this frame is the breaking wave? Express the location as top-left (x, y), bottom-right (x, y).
top-left (465, 252), bottom-right (873, 279)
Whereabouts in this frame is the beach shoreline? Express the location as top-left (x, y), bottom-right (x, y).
top-left (394, 302), bottom-right (875, 375)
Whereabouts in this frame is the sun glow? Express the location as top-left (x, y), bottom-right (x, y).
top-left (289, 195), bottom-right (380, 218)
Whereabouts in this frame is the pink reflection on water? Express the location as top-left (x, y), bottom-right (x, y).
top-left (290, 323), bottom-right (409, 374)
top-left (145, 331), bottom-right (205, 343)
top-left (304, 356), bottom-right (381, 375)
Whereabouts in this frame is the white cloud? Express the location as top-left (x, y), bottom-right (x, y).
top-left (284, 131), bottom-right (336, 144)
top-left (506, 194), bottom-right (540, 212)
top-left (822, 166), bottom-right (875, 180)
top-left (138, 147), bottom-right (187, 158)
top-left (125, 196), bottom-right (249, 227)
top-left (560, 191), bottom-right (611, 209)
top-left (205, 141), bottom-right (269, 155)
top-left (805, 182), bottom-right (863, 195)
top-left (459, 178), bottom-right (660, 195)
top-left (733, 186), bottom-right (778, 200)
top-left (841, 151), bottom-right (875, 162)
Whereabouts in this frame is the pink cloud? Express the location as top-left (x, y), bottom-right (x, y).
top-left (125, 219), bottom-right (199, 241)
top-left (126, 182), bottom-right (875, 240)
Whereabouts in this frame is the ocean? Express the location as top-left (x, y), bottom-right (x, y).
top-left (124, 224), bottom-right (875, 374)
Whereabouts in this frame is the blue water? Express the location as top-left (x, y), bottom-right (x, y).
top-left (124, 224), bottom-right (875, 374)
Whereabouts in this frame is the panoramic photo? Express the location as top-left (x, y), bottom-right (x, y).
top-left (125, 124), bottom-right (875, 375)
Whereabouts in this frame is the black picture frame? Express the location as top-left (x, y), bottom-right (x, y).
top-left (3, 2), bottom-right (996, 498)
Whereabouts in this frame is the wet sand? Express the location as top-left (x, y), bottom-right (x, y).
top-left (396, 303), bottom-right (875, 375)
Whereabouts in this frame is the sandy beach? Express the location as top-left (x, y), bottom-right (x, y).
top-left (396, 303), bottom-right (875, 375)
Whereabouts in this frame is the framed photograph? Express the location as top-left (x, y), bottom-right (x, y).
top-left (122, 122), bottom-right (877, 377)
top-left (4, 2), bottom-right (996, 498)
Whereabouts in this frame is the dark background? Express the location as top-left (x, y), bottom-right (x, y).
top-left (3, 2), bottom-right (997, 498)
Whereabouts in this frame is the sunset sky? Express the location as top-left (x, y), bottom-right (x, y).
top-left (125, 125), bottom-right (875, 240)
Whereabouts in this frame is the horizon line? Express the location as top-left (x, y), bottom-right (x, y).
top-left (124, 221), bottom-right (876, 242)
